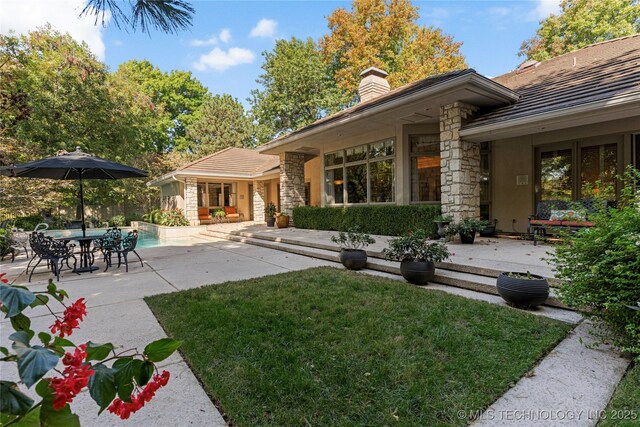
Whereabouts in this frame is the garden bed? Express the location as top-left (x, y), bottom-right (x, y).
top-left (146, 267), bottom-right (572, 426)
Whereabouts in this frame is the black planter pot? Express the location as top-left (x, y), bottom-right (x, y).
top-left (400, 259), bottom-right (435, 285)
top-left (459, 232), bottom-right (476, 244)
top-left (496, 272), bottom-right (550, 308)
top-left (339, 249), bottom-right (368, 270)
top-left (266, 217), bottom-right (275, 227)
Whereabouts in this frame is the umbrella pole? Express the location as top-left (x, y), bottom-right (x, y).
top-left (79, 173), bottom-right (86, 238)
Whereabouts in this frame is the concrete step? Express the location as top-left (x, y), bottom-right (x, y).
top-left (200, 229), bottom-right (566, 309)
top-left (207, 227), bottom-right (561, 285)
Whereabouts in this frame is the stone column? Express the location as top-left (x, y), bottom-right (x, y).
top-left (184, 177), bottom-right (199, 225)
top-left (440, 102), bottom-right (480, 222)
top-left (253, 180), bottom-right (266, 222)
top-left (280, 152), bottom-right (305, 217)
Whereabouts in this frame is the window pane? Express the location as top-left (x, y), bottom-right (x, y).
top-left (346, 145), bottom-right (367, 163)
top-left (369, 139), bottom-right (394, 158)
top-left (635, 135), bottom-right (640, 169)
top-left (581, 144), bottom-right (617, 199)
top-left (540, 149), bottom-right (573, 201)
top-left (346, 164), bottom-right (367, 203)
top-left (370, 160), bottom-right (394, 203)
top-left (325, 168), bottom-right (344, 204)
top-left (324, 151), bottom-right (343, 167)
top-left (480, 151), bottom-right (490, 203)
top-left (411, 156), bottom-right (440, 202)
top-left (197, 183), bottom-right (205, 207)
top-left (411, 135), bottom-right (439, 153)
top-left (208, 183), bottom-right (221, 207)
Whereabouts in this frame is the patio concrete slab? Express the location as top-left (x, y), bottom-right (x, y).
top-left (472, 321), bottom-right (630, 427)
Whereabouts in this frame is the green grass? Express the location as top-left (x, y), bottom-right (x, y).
top-left (145, 267), bottom-right (572, 426)
top-left (599, 363), bottom-right (640, 427)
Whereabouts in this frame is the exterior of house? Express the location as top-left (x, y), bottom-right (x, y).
top-left (148, 147), bottom-right (281, 224)
top-left (258, 35), bottom-right (640, 233)
top-left (151, 35), bottom-right (640, 231)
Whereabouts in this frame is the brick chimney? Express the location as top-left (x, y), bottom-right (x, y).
top-left (358, 67), bottom-right (390, 103)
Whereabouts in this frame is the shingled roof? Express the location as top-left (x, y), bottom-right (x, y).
top-left (177, 147), bottom-right (279, 176)
top-left (466, 34), bottom-right (640, 129)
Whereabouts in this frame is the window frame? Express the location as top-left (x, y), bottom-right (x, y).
top-left (409, 134), bottom-right (441, 204)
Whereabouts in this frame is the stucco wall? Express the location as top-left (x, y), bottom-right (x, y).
top-left (236, 181), bottom-right (250, 219)
top-left (304, 156), bottom-right (322, 206)
top-left (159, 181), bottom-right (184, 211)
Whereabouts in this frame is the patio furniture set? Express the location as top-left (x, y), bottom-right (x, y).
top-left (198, 207), bottom-right (244, 224)
top-left (21, 227), bottom-right (143, 282)
top-left (527, 199), bottom-right (607, 245)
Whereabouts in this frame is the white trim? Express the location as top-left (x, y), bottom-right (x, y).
top-left (148, 169), bottom-right (280, 187)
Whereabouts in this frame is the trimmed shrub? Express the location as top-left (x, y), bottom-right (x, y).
top-left (109, 215), bottom-right (126, 227)
top-left (13, 214), bottom-right (45, 231)
top-left (292, 205), bottom-right (441, 236)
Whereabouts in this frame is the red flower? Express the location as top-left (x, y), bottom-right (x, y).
top-left (49, 345), bottom-right (94, 410)
top-left (0, 272), bottom-right (8, 284)
top-left (107, 371), bottom-right (170, 420)
top-left (50, 298), bottom-right (87, 338)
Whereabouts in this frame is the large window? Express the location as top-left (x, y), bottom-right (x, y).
top-left (324, 139), bottom-right (395, 205)
top-left (410, 135), bottom-right (440, 202)
top-left (197, 182), bottom-right (237, 208)
top-left (580, 143), bottom-right (617, 199)
top-left (540, 149), bottom-right (573, 201)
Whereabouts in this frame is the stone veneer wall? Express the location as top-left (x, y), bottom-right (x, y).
top-left (279, 152), bottom-right (306, 217)
top-left (252, 180), bottom-right (266, 222)
top-left (184, 177), bottom-right (199, 225)
top-left (440, 102), bottom-right (481, 222)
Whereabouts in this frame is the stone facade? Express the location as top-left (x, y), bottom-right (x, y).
top-left (440, 102), bottom-right (481, 222)
top-left (184, 177), bottom-right (199, 225)
top-left (279, 152), bottom-right (306, 217)
top-left (252, 180), bottom-right (266, 222)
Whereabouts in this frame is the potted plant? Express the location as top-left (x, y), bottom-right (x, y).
top-left (383, 229), bottom-right (450, 285)
top-left (213, 209), bottom-right (226, 223)
top-left (331, 226), bottom-right (375, 270)
top-left (446, 218), bottom-right (489, 244)
top-left (433, 214), bottom-right (453, 238)
top-left (264, 202), bottom-right (276, 227)
top-left (496, 271), bottom-right (549, 308)
top-left (275, 212), bottom-right (290, 228)
top-left (480, 219), bottom-right (498, 237)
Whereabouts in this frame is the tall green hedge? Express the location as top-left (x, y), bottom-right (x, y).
top-left (292, 205), bottom-right (441, 236)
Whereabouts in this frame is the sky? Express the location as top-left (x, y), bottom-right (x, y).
top-left (0, 0), bottom-right (561, 107)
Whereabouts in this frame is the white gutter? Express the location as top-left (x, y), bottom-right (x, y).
top-left (257, 72), bottom-right (519, 154)
top-left (460, 92), bottom-right (640, 139)
top-left (147, 169), bottom-right (280, 187)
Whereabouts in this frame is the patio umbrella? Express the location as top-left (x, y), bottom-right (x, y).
top-left (0, 147), bottom-right (148, 237)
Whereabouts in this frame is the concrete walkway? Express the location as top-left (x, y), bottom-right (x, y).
top-left (0, 233), bottom-right (629, 426)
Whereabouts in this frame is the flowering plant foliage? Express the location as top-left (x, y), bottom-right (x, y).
top-left (0, 273), bottom-right (181, 425)
top-left (383, 229), bottom-right (451, 263)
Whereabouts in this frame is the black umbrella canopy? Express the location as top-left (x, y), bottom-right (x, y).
top-left (1, 147), bottom-right (148, 237)
top-left (1, 147), bottom-right (148, 179)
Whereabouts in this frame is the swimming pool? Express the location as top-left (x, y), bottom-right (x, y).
top-left (44, 228), bottom-right (162, 249)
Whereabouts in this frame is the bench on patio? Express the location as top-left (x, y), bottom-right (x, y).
top-left (528, 199), bottom-right (606, 245)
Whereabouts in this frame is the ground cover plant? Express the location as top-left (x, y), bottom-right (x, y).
top-left (146, 267), bottom-right (571, 426)
top-left (599, 363), bottom-right (640, 426)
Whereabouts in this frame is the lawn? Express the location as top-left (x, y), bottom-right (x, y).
top-left (146, 267), bottom-right (572, 426)
top-left (599, 363), bottom-right (640, 427)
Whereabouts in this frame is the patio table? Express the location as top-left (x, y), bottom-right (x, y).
top-left (56, 235), bottom-right (100, 273)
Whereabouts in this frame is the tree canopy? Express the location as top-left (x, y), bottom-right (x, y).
top-left (319, 0), bottom-right (467, 102)
top-left (520, 0), bottom-right (640, 61)
top-left (250, 37), bottom-right (341, 144)
top-left (187, 94), bottom-right (253, 156)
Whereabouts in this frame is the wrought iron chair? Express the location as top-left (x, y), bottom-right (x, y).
top-left (27, 233), bottom-right (77, 282)
top-left (104, 230), bottom-right (143, 272)
top-left (92, 227), bottom-right (122, 267)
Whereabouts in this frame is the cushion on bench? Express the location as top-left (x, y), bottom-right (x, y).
top-left (530, 219), bottom-right (562, 226)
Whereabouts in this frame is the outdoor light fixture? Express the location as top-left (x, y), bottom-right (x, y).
top-left (334, 179), bottom-right (344, 185)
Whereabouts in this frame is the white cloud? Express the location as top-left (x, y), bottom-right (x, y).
top-left (250, 18), bottom-right (277, 38)
top-left (219, 28), bottom-right (231, 43)
top-left (192, 47), bottom-right (255, 72)
top-left (531, 0), bottom-right (561, 20)
top-left (0, 0), bottom-right (108, 60)
top-left (190, 35), bottom-right (218, 47)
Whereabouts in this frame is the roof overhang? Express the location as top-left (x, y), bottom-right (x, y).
top-left (147, 169), bottom-right (280, 187)
top-left (258, 71), bottom-right (519, 155)
top-left (459, 92), bottom-right (640, 142)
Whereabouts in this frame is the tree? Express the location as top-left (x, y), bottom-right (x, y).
top-left (186, 94), bottom-right (253, 155)
top-left (520, 0), bottom-right (640, 61)
top-left (319, 0), bottom-right (466, 102)
top-left (82, 0), bottom-right (195, 34)
top-left (112, 60), bottom-right (209, 152)
top-left (250, 37), bottom-right (341, 144)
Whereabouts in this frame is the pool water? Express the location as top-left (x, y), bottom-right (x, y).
top-left (44, 228), bottom-right (162, 249)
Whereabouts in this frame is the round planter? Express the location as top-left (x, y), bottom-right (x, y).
top-left (400, 259), bottom-right (435, 285)
top-left (339, 249), bottom-right (368, 270)
top-left (276, 215), bottom-right (289, 228)
top-left (480, 220), bottom-right (498, 237)
top-left (266, 217), bottom-right (275, 227)
top-left (459, 232), bottom-right (476, 244)
top-left (496, 272), bottom-right (550, 308)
